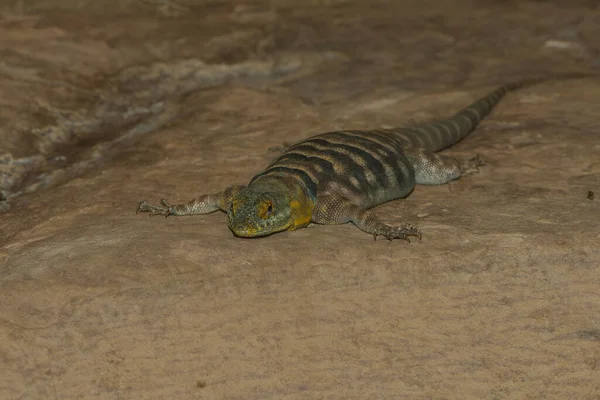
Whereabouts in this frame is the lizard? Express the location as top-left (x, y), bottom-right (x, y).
top-left (137, 74), bottom-right (589, 241)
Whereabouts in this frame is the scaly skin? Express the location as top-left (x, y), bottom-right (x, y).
top-left (137, 73), bottom-right (590, 240)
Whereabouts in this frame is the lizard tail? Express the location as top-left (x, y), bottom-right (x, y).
top-left (400, 72), bottom-right (593, 152)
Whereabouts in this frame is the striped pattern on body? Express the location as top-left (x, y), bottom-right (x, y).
top-left (249, 82), bottom-right (515, 208)
top-left (251, 130), bottom-right (415, 208)
top-left (136, 72), bottom-right (591, 239)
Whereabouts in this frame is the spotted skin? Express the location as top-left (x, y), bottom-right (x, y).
top-left (137, 74), bottom-right (590, 240)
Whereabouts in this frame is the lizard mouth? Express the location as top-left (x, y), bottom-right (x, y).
top-left (229, 224), bottom-right (260, 238)
top-left (228, 222), bottom-right (271, 238)
top-left (228, 219), bottom-right (294, 238)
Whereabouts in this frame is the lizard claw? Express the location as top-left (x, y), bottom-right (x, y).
top-left (460, 154), bottom-right (484, 175)
top-left (136, 199), bottom-right (173, 217)
top-left (375, 224), bottom-right (422, 242)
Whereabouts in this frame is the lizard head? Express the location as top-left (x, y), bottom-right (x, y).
top-left (227, 178), bottom-right (314, 238)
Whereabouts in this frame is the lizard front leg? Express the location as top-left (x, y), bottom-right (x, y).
top-left (312, 195), bottom-right (421, 241)
top-left (137, 185), bottom-right (245, 217)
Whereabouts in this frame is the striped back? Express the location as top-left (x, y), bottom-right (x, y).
top-left (250, 73), bottom-right (591, 205)
top-left (250, 85), bottom-right (513, 204)
top-left (250, 130), bottom-right (417, 207)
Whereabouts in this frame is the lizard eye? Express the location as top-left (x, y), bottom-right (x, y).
top-left (259, 201), bottom-right (274, 219)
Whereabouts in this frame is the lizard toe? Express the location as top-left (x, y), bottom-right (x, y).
top-left (460, 154), bottom-right (484, 175)
top-left (137, 200), bottom-right (172, 217)
top-left (136, 200), bottom-right (155, 214)
top-left (377, 224), bottom-right (421, 242)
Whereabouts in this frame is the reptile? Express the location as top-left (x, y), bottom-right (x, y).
top-left (137, 74), bottom-right (588, 240)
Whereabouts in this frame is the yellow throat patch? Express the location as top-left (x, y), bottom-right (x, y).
top-left (288, 199), bottom-right (314, 231)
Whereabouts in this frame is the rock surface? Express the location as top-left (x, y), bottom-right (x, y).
top-left (1, 0), bottom-right (599, 398)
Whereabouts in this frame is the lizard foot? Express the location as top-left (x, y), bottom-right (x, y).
top-left (136, 199), bottom-right (173, 217)
top-left (374, 224), bottom-right (422, 242)
top-left (460, 154), bottom-right (484, 175)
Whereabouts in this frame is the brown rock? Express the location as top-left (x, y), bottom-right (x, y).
top-left (1, 1), bottom-right (599, 398)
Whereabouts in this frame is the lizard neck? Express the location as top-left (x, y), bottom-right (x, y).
top-left (249, 175), bottom-right (315, 231)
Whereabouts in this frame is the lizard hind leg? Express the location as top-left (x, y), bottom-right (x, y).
top-left (405, 149), bottom-right (483, 185)
top-left (312, 194), bottom-right (422, 241)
